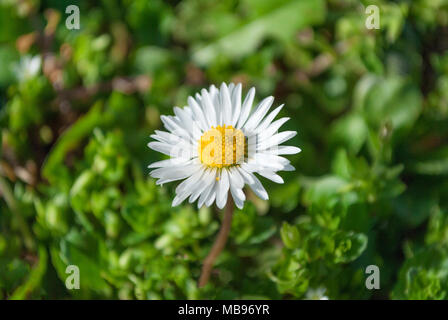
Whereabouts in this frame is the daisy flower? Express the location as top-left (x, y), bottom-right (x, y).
top-left (305, 287), bottom-right (329, 300)
top-left (148, 83), bottom-right (301, 209)
top-left (13, 55), bottom-right (41, 82)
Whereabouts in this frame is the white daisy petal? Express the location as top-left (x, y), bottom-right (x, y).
top-left (150, 163), bottom-right (200, 180)
top-left (150, 134), bottom-right (168, 144)
top-left (201, 89), bottom-right (217, 127)
top-left (147, 142), bottom-right (174, 156)
top-left (230, 185), bottom-right (245, 209)
top-left (257, 170), bottom-right (284, 184)
top-left (172, 167), bottom-right (205, 206)
top-left (258, 117), bottom-right (291, 142)
top-left (243, 96), bottom-right (274, 133)
top-left (266, 145), bottom-right (302, 155)
top-left (151, 130), bottom-right (189, 146)
top-left (197, 172), bottom-right (217, 208)
top-left (237, 87), bottom-right (255, 129)
top-left (175, 167), bottom-right (205, 195)
top-left (258, 131), bottom-right (297, 151)
top-left (238, 166), bottom-right (268, 200)
top-left (228, 82), bottom-right (235, 93)
top-left (254, 104), bottom-right (284, 134)
top-left (228, 168), bottom-right (245, 209)
top-left (148, 140), bottom-right (195, 159)
top-left (188, 96), bottom-right (208, 131)
top-left (216, 168), bottom-right (230, 209)
top-left (198, 182), bottom-right (213, 208)
top-left (228, 167), bottom-right (244, 189)
top-left (160, 115), bottom-right (192, 142)
top-left (172, 190), bottom-right (191, 207)
top-left (236, 167), bottom-right (254, 184)
top-left (190, 168), bottom-right (215, 203)
top-left (148, 158), bottom-right (189, 169)
top-left (245, 154), bottom-right (287, 172)
top-left (241, 162), bottom-right (265, 173)
top-left (154, 130), bottom-right (180, 142)
top-left (209, 85), bottom-right (221, 125)
top-left (220, 83), bottom-right (232, 126)
top-left (249, 159), bottom-right (289, 172)
top-left (253, 153), bottom-right (290, 167)
top-left (231, 83), bottom-right (242, 126)
top-left (173, 107), bottom-right (193, 133)
top-left (205, 183), bottom-right (218, 207)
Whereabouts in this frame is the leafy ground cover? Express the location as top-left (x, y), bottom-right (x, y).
top-left (1, 0), bottom-right (448, 299)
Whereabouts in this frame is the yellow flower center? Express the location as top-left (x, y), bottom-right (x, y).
top-left (198, 125), bottom-right (246, 168)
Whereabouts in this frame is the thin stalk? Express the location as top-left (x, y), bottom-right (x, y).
top-left (198, 197), bottom-right (234, 288)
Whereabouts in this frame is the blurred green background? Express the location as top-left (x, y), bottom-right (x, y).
top-left (1, 0), bottom-right (448, 300)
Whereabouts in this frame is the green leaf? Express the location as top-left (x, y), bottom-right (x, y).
top-left (355, 75), bottom-right (422, 141)
top-left (392, 188), bottom-right (438, 228)
top-left (42, 102), bottom-right (103, 184)
top-left (60, 238), bottom-right (111, 294)
top-left (10, 246), bottom-right (47, 300)
top-left (330, 113), bottom-right (368, 154)
top-left (303, 175), bottom-right (352, 206)
top-left (134, 46), bottom-right (174, 74)
top-left (193, 0), bottom-right (326, 65)
top-left (333, 231), bottom-right (368, 263)
top-left (280, 222), bottom-right (300, 249)
top-left (392, 245), bottom-right (448, 300)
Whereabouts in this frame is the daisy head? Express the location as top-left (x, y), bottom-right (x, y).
top-left (148, 83), bottom-right (301, 209)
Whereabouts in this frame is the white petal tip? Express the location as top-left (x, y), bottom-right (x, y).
top-left (172, 199), bottom-right (181, 207)
top-left (260, 192), bottom-right (269, 201)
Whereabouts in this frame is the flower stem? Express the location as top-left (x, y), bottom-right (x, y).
top-left (198, 197), bottom-right (234, 288)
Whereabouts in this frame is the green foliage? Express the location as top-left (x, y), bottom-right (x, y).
top-left (1, 0), bottom-right (448, 300)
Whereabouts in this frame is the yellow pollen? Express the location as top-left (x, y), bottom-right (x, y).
top-left (199, 125), bottom-right (246, 168)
